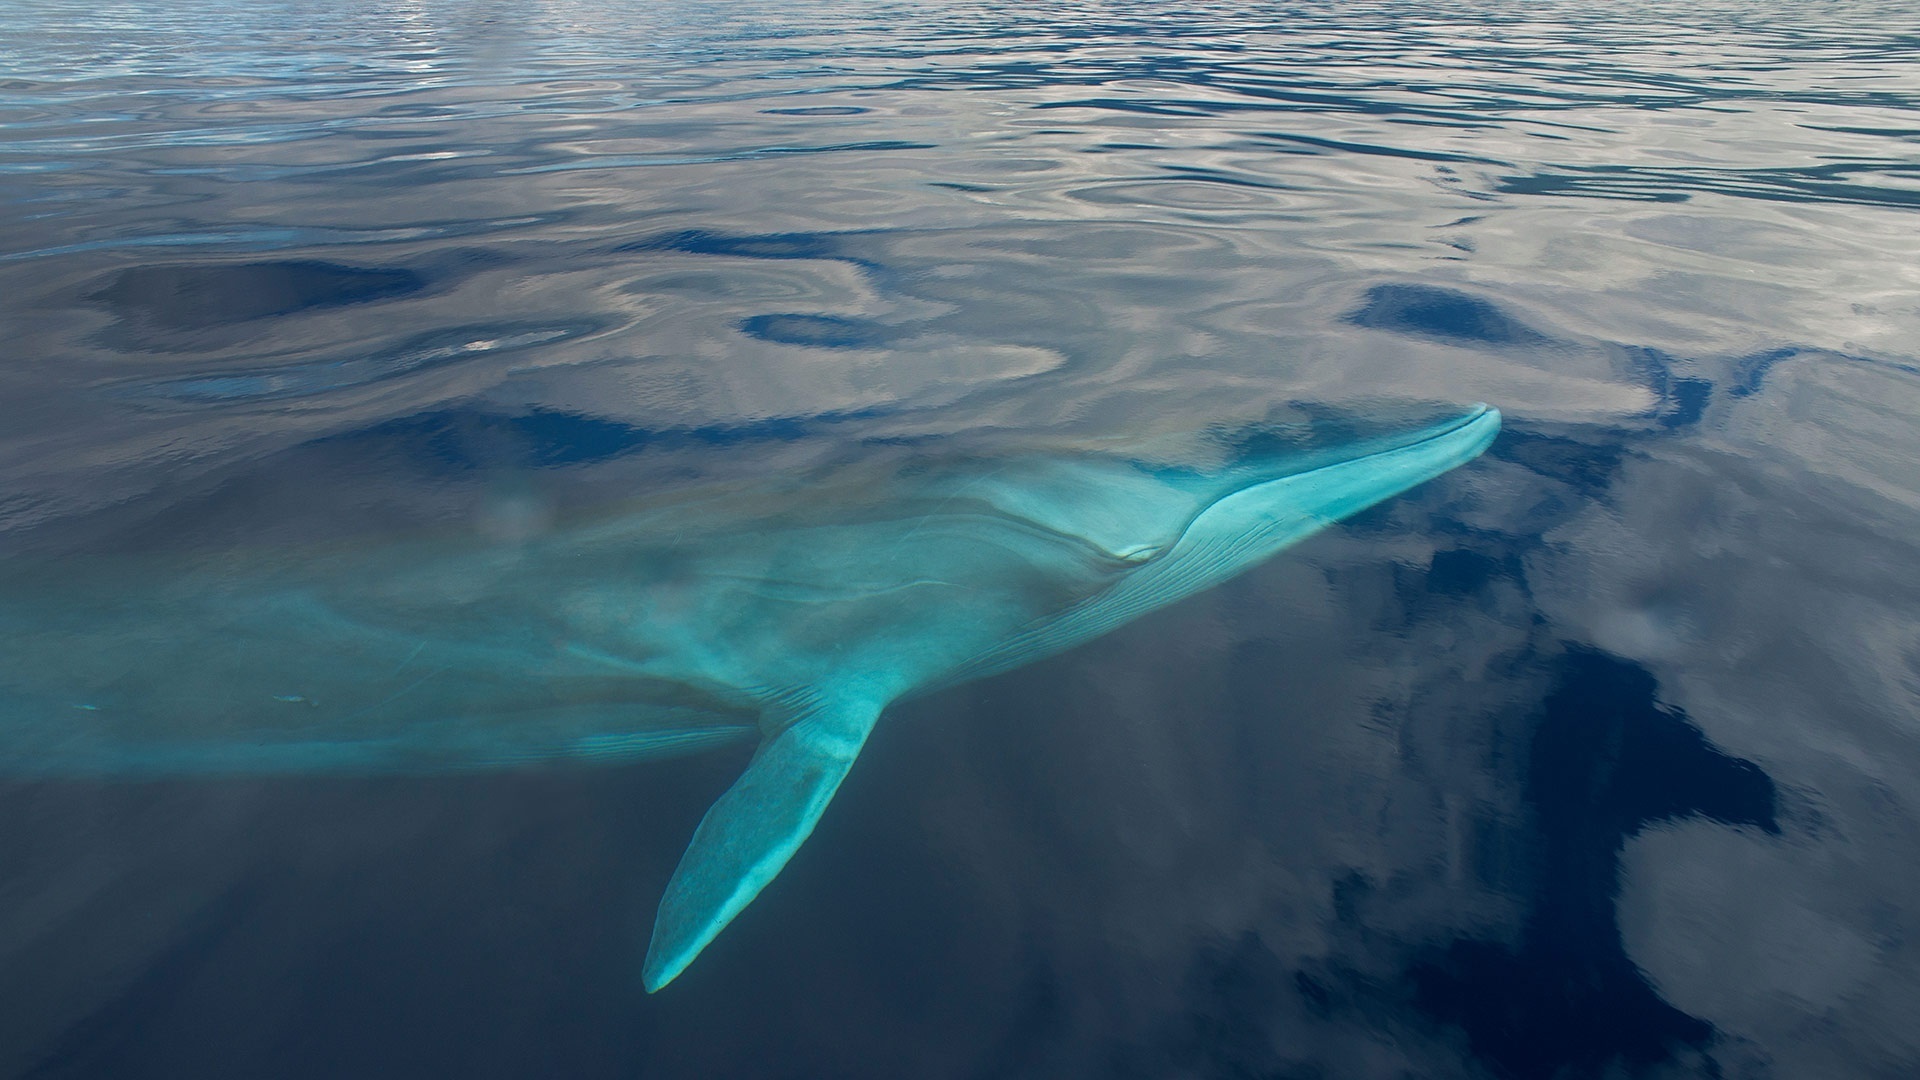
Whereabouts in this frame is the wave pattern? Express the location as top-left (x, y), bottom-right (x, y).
top-left (3, 3), bottom-right (1920, 1078)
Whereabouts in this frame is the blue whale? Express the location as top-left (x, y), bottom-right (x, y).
top-left (0, 404), bottom-right (1499, 989)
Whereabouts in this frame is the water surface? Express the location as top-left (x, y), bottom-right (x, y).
top-left (3, 1), bottom-right (1919, 1077)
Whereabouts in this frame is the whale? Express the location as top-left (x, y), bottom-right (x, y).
top-left (0, 403), bottom-right (1499, 990)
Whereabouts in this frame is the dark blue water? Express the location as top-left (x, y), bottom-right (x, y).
top-left (5, 1), bottom-right (1920, 1076)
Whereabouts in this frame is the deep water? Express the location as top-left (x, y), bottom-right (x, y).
top-left (4, 1), bottom-right (1920, 1077)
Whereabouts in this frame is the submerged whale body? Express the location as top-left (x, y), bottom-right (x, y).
top-left (0, 404), bottom-right (1500, 990)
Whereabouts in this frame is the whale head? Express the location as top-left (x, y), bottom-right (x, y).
top-left (639, 403), bottom-right (1500, 990)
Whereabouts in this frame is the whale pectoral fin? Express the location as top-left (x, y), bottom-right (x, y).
top-left (642, 694), bottom-right (884, 992)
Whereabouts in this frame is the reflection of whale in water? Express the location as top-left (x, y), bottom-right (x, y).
top-left (0, 405), bottom-right (1500, 990)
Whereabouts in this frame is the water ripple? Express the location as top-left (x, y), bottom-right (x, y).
top-left (3, 4), bottom-right (1920, 1073)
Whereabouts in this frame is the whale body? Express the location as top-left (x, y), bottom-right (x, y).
top-left (0, 404), bottom-right (1500, 989)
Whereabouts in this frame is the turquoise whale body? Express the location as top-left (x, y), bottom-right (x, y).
top-left (0, 404), bottom-right (1499, 990)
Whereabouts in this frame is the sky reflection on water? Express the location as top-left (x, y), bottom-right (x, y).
top-left (3, 1), bottom-right (1919, 1077)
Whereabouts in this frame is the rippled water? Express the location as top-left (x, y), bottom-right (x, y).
top-left (4, 1), bottom-right (1920, 1076)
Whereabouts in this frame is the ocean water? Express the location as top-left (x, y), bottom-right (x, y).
top-left (3, 1), bottom-right (1920, 1076)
